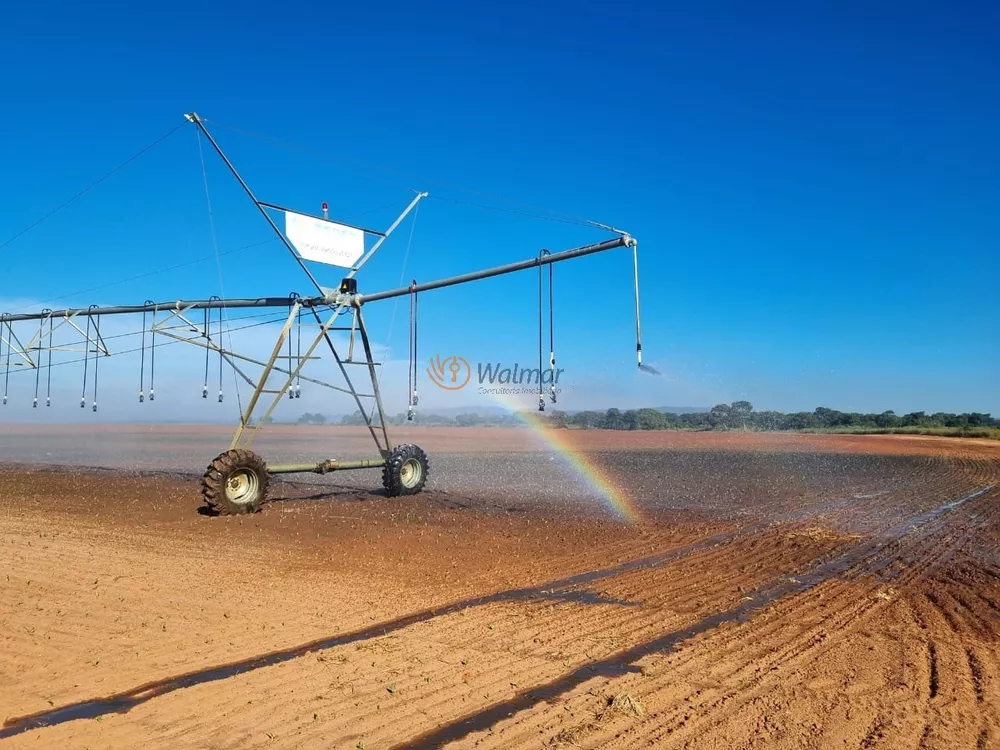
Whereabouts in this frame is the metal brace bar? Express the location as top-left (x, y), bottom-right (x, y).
top-left (230, 302), bottom-right (303, 448)
top-left (347, 191), bottom-right (427, 279)
top-left (158, 328), bottom-right (372, 398)
top-left (356, 308), bottom-right (392, 454)
top-left (307, 305), bottom-right (388, 455)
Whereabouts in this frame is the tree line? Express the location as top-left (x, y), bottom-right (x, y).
top-left (552, 402), bottom-right (999, 431)
top-left (322, 403), bottom-right (999, 432)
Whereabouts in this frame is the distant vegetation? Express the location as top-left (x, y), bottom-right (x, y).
top-left (338, 410), bottom-right (523, 427)
top-left (296, 403), bottom-right (1000, 439)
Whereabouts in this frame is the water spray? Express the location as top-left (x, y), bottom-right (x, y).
top-left (0, 112), bottom-right (645, 515)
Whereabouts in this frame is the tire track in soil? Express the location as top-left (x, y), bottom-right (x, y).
top-left (392, 484), bottom-right (997, 749)
top-left (0, 522), bottom-right (768, 739)
top-left (341, 529), bottom-right (845, 744)
top-left (0, 498), bottom-right (862, 745)
top-left (152, 523), bottom-right (841, 748)
top-left (3, 447), bottom-right (997, 748)
top-left (598, 488), bottom-right (1000, 750)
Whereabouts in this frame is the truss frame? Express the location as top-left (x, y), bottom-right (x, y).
top-left (1, 112), bottom-right (642, 502)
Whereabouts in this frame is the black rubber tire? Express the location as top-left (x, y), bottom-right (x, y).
top-left (382, 444), bottom-right (429, 497)
top-left (201, 448), bottom-right (269, 515)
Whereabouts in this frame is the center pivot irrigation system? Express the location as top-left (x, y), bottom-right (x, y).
top-left (1, 113), bottom-right (645, 515)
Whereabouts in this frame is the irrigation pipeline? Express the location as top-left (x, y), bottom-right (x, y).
top-left (2, 236), bottom-right (634, 324)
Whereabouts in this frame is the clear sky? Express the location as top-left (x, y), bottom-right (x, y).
top-left (0, 0), bottom-right (997, 420)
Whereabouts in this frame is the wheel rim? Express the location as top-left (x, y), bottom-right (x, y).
top-left (399, 457), bottom-right (423, 489)
top-left (225, 468), bottom-right (259, 505)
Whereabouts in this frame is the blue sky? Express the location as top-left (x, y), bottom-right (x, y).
top-left (0, 0), bottom-right (997, 419)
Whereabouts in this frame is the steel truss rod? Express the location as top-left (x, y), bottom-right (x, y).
top-left (306, 305), bottom-right (392, 455)
top-left (155, 327), bottom-right (370, 399)
top-left (0, 322), bottom-right (35, 369)
top-left (2, 298), bottom-right (324, 324)
top-left (230, 300), bottom-right (367, 450)
top-left (22, 312), bottom-right (107, 357)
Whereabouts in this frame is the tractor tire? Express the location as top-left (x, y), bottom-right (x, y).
top-left (382, 444), bottom-right (429, 497)
top-left (201, 449), bottom-right (269, 515)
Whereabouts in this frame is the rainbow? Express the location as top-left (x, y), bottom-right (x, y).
top-left (486, 393), bottom-right (644, 525)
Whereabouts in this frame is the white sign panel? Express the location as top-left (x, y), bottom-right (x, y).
top-left (285, 210), bottom-right (365, 268)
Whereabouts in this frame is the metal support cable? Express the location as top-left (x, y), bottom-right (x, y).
top-left (369, 202), bottom-right (421, 424)
top-left (205, 118), bottom-right (611, 230)
top-left (197, 128), bottom-right (241, 413)
top-left (0, 122), bottom-right (186, 254)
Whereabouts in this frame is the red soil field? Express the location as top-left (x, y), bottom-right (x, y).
top-left (1, 429), bottom-right (998, 748)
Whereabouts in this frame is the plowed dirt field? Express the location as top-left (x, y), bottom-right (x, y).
top-left (1, 428), bottom-right (998, 748)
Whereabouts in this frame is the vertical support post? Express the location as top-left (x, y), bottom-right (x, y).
top-left (355, 308), bottom-right (393, 456)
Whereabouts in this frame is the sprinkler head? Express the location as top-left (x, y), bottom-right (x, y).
top-left (33, 398), bottom-right (37, 408)
top-left (139, 390), bottom-right (144, 403)
top-left (149, 389), bottom-right (155, 402)
top-left (46, 398), bottom-right (50, 407)
top-left (202, 386), bottom-right (208, 399)
top-left (80, 398), bottom-right (85, 408)
top-left (218, 391), bottom-right (224, 403)
top-left (92, 402), bottom-right (98, 413)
